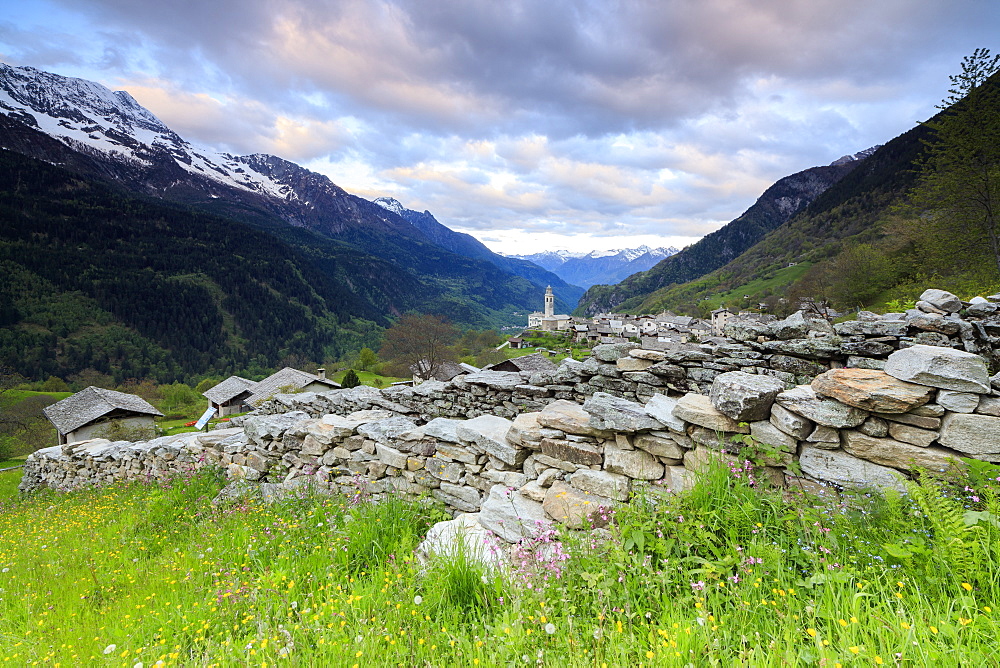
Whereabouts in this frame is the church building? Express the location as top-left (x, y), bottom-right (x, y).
top-left (527, 286), bottom-right (572, 331)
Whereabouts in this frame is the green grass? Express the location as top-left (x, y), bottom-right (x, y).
top-left (331, 370), bottom-right (408, 387)
top-left (1, 460), bottom-right (997, 665)
top-left (0, 390), bottom-right (72, 409)
top-left (695, 262), bottom-right (814, 311)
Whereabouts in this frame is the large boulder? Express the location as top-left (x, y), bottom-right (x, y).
top-left (416, 513), bottom-right (504, 570)
top-left (592, 342), bottom-right (640, 362)
top-left (479, 485), bottom-right (552, 543)
top-left (542, 481), bottom-right (614, 528)
top-left (798, 446), bottom-right (907, 492)
top-left (463, 371), bottom-right (524, 390)
top-left (938, 413), bottom-right (1000, 456)
top-left (243, 411), bottom-right (311, 446)
top-left (841, 431), bottom-right (962, 474)
top-left (673, 393), bottom-right (750, 433)
top-left (603, 443), bottom-right (664, 480)
top-left (810, 368), bottom-right (933, 414)
top-left (919, 288), bottom-right (963, 313)
top-left (710, 371), bottom-right (786, 422)
top-left (357, 416), bottom-right (418, 445)
top-left (883, 345), bottom-right (990, 393)
top-left (570, 469), bottom-right (631, 501)
top-left (456, 415), bottom-right (522, 466)
top-left (775, 386), bottom-right (868, 428)
top-left (769, 404), bottom-right (814, 440)
top-left (584, 392), bottom-right (664, 433)
top-left (538, 400), bottom-right (610, 437)
top-left (644, 394), bottom-right (686, 431)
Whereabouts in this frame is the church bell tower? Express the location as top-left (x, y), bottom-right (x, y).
top-left (544, 286), bottom-right (554, 317)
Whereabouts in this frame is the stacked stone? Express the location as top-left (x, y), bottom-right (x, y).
top-left (18, 428), bottom-right (244, 493)
top-left (665, 344), bottom-right (999, 494)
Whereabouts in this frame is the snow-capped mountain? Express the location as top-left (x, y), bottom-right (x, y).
top-left (0, 61), bottom-right (584, 323)
top-left (0, 64), bottom-right (314, 202)
top-left (508, 246), bottom-right (679, 288)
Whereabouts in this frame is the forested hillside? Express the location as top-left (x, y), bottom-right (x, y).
top-left (0, 149), bottom-right (386, 383)
top-left (575, 161), bottom-right (861, 315)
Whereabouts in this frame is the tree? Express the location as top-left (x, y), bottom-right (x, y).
top-left (910, 49), bottom-right (1000, 275)
top-left (340, 369), bottom-right (361, 388)
top-left (379, 314), bottom-right (459, 379)
top-left (355, 347), bottom-right (379, 372)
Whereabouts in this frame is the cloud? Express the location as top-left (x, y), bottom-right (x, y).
top-left (4, 0), bottom-right (998, 254)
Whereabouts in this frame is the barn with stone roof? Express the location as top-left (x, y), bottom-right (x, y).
top-left (202, 375), bottom-right (256, 418)
top-left (43, 386), bottom-right (163, 446)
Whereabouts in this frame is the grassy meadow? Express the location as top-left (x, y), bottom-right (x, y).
top-left (0, 456), bottom-right (998, 667)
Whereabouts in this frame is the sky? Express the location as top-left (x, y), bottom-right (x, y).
top-left (1, 1), bottom-right (998, 254)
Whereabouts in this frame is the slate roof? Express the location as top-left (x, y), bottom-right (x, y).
top-left (486, 352), bottom-right (557, 373)
top-left (43, 386), bottom-right (163, 435)
top-left (247, 367), bottom-right (340, 406)
top-left (202, 376), bottom-right (255, 404)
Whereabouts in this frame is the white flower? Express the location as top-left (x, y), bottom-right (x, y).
top-left (545, 623), bottom-right (556, 635)
top-left (103, 644), bottom-right (117, 654)
top-left (413, 595), bottom-right (423, 605)
top-left (133, 663), bottom-right (144, 668)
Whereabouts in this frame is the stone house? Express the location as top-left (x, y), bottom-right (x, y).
top-left (485, 352), bottom-right (557, 373)
top-left (203, 376), bottom-right (256, 418)
top-left (43, 386), bottom-right (163, 446)
top-left (246, 367), bottom-right (340, 407)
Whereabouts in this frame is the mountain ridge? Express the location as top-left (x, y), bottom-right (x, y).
top-left (574, 157), bottom-right (867, 315)
top-left (0, 61), bottom-right (566, 328)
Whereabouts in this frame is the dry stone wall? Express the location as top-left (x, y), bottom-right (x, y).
top-left (19, 290), bottom-right (1000, 543)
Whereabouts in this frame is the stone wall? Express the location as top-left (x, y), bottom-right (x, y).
top-left (20, 337), bottom-right (1000, 543)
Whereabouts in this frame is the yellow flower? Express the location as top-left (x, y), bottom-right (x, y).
top-left (646, 651), bottom-right (655, 659)
top-left (838, 619), bottom-right (848, 627)
top-left (901, 622), bottom-right (911, 629)
top-left (806, 628), bottom-right (817, 638)
top-left (930, 626), bottom-right (938, 634)
top-left (875, 656), bottom-right (883, 665)
top-left (849, 647), bottom-right (860, 655)
top-left (961, 582), bottom-right (973, 591)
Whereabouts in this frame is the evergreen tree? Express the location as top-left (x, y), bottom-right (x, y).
top-left (911, 49), bottom-right (1000, 275)
top-left (341, 369), bottom-right (361, 388)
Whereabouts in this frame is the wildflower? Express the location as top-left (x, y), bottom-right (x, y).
top-left (849, 647), bottom-right (860, 655)
top-left (103, 645), bottom-right (117, 655)
top-left (690, 581), bottom-right (706, 592)
top-left (545, 623), bottom-right (556, 635)
top-left (961, 582), bottom-right (973, 592)
top-left (413, 595), bottom-right (423, 605)
top-left (806, 628), bottom-right (817, 638)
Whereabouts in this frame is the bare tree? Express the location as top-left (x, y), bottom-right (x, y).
top-left (379, 314), bottom-right (459, 379)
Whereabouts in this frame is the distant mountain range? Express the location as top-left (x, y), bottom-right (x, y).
top-left (373, 197), bottom-right (583, 306)
top-left (506, 247), bottom-right (680, 289)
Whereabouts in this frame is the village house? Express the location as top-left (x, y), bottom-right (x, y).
top-left (43, 386), bottom-right (163, 446)
top-left (203, 376), bottom-right (256, 418)
top-left (484, 352), bottom-right (556, 373)
top-left (244, 367), bottom-right (340, 408)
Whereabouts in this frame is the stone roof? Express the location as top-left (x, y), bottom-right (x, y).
top-left (487, 352), bottom-right (557, 373)
top-left (202, 376), bottom-right (255, 404)
top-left (247, 367), bottom-right (339, 406)
top-left (43, 386), bottom-right (163, 435)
